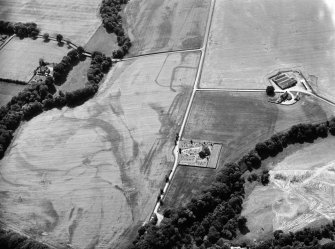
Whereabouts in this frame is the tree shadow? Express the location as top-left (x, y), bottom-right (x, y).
top-left (239, 225), bottom-right (250, 235)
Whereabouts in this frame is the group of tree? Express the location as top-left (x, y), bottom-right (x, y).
top-left (0, 228), bottom-right (50, 249)
top-left (52, 47), bottom-right (83, 84)
top-left (131, 161), bottom-right (247, 249)
top-left (0, 40), bottom-right (116, 162)
top-left (0, 20), bottom-right (39, 38)
top-left (87, 51), bottom-right (112, 84)
top-left (130, 119), bottom-right (335, 249)
top-left (252, 221), bottom-right (335, 249)
top-left (0, 0), bottom-right (132, 247)
top-left (242, 122), bottom-right (329, 173)
top-left (0, 76), bottom-right (56, 159)
top-left (99, 0), bottom-right (132, 58)
top-left (266, 85), bottom-right (275, 96)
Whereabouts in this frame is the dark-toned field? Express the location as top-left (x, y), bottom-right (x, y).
top-left (123, 0), bottom-right (211, 56)
top-left (163, 91), bottom-right (335, 210)
top-left (84, 26), bottom-right (119, 56)
top-left (0, 81), bottom-right (25, 107)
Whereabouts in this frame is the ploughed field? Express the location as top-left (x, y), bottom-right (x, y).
top-left (163, 91), bottom-right (335, 210)
top-left (0, 0), bottom-right (101, 45)
top-left (201, 0), bottom-right (335, 102)
top-left (0, 52), bottom-right (200, 248)
top-left (124, 0), bottom-right (211, 55)
top-left (242, 136), bottom-right (335, 242)
top-left (0, 37), bottom-right (70, 82)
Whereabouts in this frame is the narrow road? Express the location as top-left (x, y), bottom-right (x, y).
top-left (121, 48), bottom-right (202, 61)
top-left (197, 88), bottom-right (265, 92)
top-left (197, 88), bottom-right (335, 107)
top-left (151, 0), bottom-right (216, 221)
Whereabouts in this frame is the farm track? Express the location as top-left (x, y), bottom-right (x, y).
top-left (121, 48), bottom-right (202, 61)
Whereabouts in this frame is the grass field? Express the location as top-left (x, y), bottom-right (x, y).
top-left (200, 0), bottom-right (335, 98)
top-left (0, 0), bottom-right (101, 45)
top-left (0, 37), bottom-right (70, 82)
top-left (242, 136), bottom-right (335, 242)
top-left (0, 81), bottom-right (25, 107)
top-left (58, 58), bottom-right (91, 93)
top-left (163, 91), bottom-right (335, 210)
top-left (84, 25), bottom-right (119, 56)
top-left (0, 51), bottom-right (200, 249)
top-left (123, 0), bottom-right (211, 56)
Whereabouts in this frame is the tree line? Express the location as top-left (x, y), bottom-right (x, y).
top-left (252, 222), bottom-right (335, 249)
top-left (0, 20), bottom-right (39, 38)
top-left (130, 119), bottom-right (335, 249)
top-left (52, 47), bottom-right (84, 85)
top-left (0, 228), bottom-right (49, 249)
top-left (0, 49), bottom-right (113, 160)
top-left (0, 78), bottom-right (27, 85)
top-left (87, 51), bottom-right (112, 84)
top-left (100, 0), bottom-right (132, 58)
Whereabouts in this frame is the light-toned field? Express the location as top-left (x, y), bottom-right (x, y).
top-left (0, 37), bottom-right (70, 82)
top-left (58, 58), bottom-right (91, 93)
top-left (201, 0), bottom-right (335, 98)
top-left (163, 91), bottom-right (335, 209)
top-left (0, 81), bottom-right (25, 107)
top-left (0, 51), bottom-right (199, 249)
top-left (242, 136), bottom-right (335, 241)
top-left (124, 0), bottom-right (211, 55)
top-left (0, 0), bottom-right (101, 45)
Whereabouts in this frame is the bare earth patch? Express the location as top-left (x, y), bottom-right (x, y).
top-left (124, 0), bottom-right (211, 55)
top-left (0, 81), bottom-right (25, 107)
top-left (0, 0), bottom-right (102, 45)
top-left (0, 37), bottom-right (70, 82)
top-left (242, 136), bottom-right (335, 242)
top-left (0, 52), bottom-right (200, 249)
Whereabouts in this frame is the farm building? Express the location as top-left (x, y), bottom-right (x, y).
top-left (272, 73), bottom-right (297, 90)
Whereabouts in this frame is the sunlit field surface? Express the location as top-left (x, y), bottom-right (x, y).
top-left (0, 52), bottom-right (200, 248)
